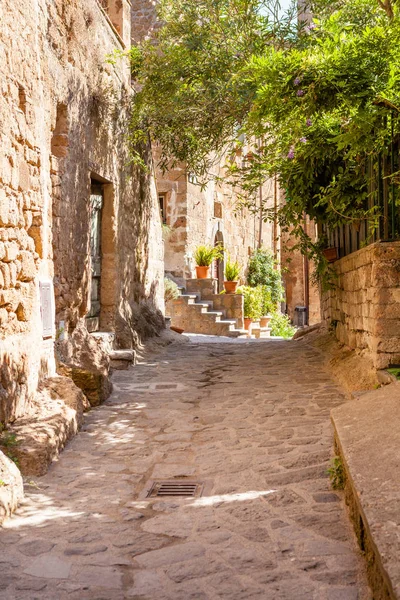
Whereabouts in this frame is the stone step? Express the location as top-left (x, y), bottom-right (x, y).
top-left (227, 329), bottom-right (248, 338)
top-left (91, 331), bottom-right (115, 354)
top-left (109, 350), bottom-right (136, 370)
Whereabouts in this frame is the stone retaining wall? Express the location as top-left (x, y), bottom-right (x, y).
top-left (321, 241), bottom-right (400, 369)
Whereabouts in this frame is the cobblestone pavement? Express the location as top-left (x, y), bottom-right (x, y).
top-left (0, 337), bottom-right (371, 599)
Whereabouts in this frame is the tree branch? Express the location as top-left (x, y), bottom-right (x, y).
top-left (376, 0), bottom-right (394, 20)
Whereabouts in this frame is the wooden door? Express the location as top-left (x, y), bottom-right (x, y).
top-left (87, 183), bottom-right (103, 331)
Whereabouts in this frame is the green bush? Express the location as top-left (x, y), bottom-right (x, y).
top-left (194, 245), bottom-right (221, 267)
top-left (237, 285), bottom-right (263, 320)
top-left (164, 278), bottom-right (180, 303)
top-left (225, 258), bottom-right (241, 281)
top-left (247, 249), bottom-right (284, 305)
top-left (269, 312), bottom-right (295, 339)
top-left (261, 285), bottom-right (275, 316)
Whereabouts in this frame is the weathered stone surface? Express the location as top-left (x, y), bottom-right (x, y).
top-left (0, 450), bottom-right (23, 524)
top-left (1, 0), bottom-right (164, 440)
top-left (0, 337), bottom-right (371, 599)
top-left (2, 377), bottom-right (89, 476)
top-left (332, 382), bottom-right (400, 600)
top-left (321, 240), bottom-right (400, 368)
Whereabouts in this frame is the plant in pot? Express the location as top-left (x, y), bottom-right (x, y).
top-left (236, 285), bottom-right (263, 331)
top-left (260, 285), bottom-right (275, 328)
top-left (193, 245), bottom-right (221, 279)
top-left (224, 258), bottom-right (241, 293)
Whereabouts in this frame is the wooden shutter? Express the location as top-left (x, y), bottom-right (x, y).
top-left (39, 281), bottom-right (54, 339)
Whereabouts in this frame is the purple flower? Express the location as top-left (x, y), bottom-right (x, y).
top-left (297, 89), bottom-right (305, 97)
top-left (306, 118), bottom-right (312, 127)
top-left (309, 22), bottom-right (316, 29)
top-left (294, 77), bottom-right (301, 86)
top-left (300, 137), bottom-right (307, 143)
top-left (287, 147), bottom-right (295, 159)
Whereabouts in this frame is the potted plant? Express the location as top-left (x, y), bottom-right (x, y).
top-left (224, 258), bottom-right (241, 293)
top-left (237, 286), bottom-right (263, 331)
top-left (260, 285), bottom-right (274, 328)
top-left (193, 245), bottom-right (221, 279)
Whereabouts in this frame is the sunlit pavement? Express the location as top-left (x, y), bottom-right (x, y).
top-left (0, 337), bottom-right (371, 599)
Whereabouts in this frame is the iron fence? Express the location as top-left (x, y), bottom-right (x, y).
top-left (322, 113), bottom-right (400, 258)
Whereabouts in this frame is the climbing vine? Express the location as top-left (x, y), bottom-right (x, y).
top-left (128, 0), bottom-right (400, 278)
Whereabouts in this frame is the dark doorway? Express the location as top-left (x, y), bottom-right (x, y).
top-left (213, 231), bottom-right (224, 293)
top-left (86, 181), bottom-right (103, 332)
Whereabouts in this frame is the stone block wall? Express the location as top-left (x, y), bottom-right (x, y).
top-left (131, 0), bottom-right (160, 42)
top-left (185, 278), bottom-right (244, 329)
top-left (321, 241), bottom-right (400, 369)
top-left (212, 294), bottom-right (244, 330)
top-left (1, 0), bottom-right (164, 423)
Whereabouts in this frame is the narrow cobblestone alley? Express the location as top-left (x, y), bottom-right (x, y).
top-left (1, 337), bottom-right (370, 599)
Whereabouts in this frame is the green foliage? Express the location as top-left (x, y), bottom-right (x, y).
top-left (237, 285), bottom-right (263, 320)
top-left (164, 278), bottom-right (180, 303)
top-left (225, 258), bottom-right (241, 281)
top-left (0, 480), bottom-right (5, 487)
top-left (0, 423), bottom-right (19, 467)
top-left (130, 0), bottom-right (400, 282)
top-left (328, 456), bottom-right (345, 490)
top-left (269, 312), bottom-right (296, 338)
top-left (247, 249), bottom-right (284, 304)
top-left (194, 245), bottom-right (221, 266)
top-left (260, 285), bottom-right (275, 316)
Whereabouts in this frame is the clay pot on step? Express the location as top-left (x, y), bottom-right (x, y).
top-left (260, 315), bottom-right (271, 328)
top-left (195, 266), bottom-right (210, 279)
top-left (244, 318), bottom-right (252, 331)
top-left (224, 281), bottom-right (238, 294)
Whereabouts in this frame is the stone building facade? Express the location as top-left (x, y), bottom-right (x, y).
top-left (0, 0), bottom-right (164, 427)
top-left (156, 152), bottom-right (276, 288)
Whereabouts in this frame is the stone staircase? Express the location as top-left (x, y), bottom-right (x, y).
top-left (167, 279), bottom-right (246, 337)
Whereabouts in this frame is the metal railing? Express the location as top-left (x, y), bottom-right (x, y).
top-left (323, 114), bottom-right (400, 258)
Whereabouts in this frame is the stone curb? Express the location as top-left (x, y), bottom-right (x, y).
top-left (331, 383), bottom-right (400, 599)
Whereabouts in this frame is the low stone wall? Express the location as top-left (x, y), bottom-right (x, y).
top-left (321, 241), bottom-right (400, 369)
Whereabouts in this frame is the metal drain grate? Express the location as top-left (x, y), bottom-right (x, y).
top-left (146, 480), bottom-right (203, 498)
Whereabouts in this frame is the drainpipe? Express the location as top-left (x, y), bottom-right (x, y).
top-left (273, 175), bottom-right (278, 259)
top-left (258, 184), bottom-right (263, 249)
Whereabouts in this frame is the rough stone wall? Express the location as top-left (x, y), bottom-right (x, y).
top-left (321, 241), bottom-right (400, 369)
top-left (1, 0), bottom-right (164, 423)
top-left (131, 0), bottom-right (160, 43)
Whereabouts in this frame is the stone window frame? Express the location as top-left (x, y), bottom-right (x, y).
top-left (158, 193), bottom-right (168, 225)
top-left (95, 0), bottom-right (132, 48)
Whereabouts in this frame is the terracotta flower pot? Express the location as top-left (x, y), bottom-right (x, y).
top-left (322, 247), bottom-right (338, 263)
top-left (260, 316), bottom-right (271, 328)
top-left (244, 318), bottom-right (252, 331)
top-left (224, 281), bottom-right (238, 294)
top-left (170, 326), bottom-right (184, 334)
top-left (195, 266), bottom-right (210, 279)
